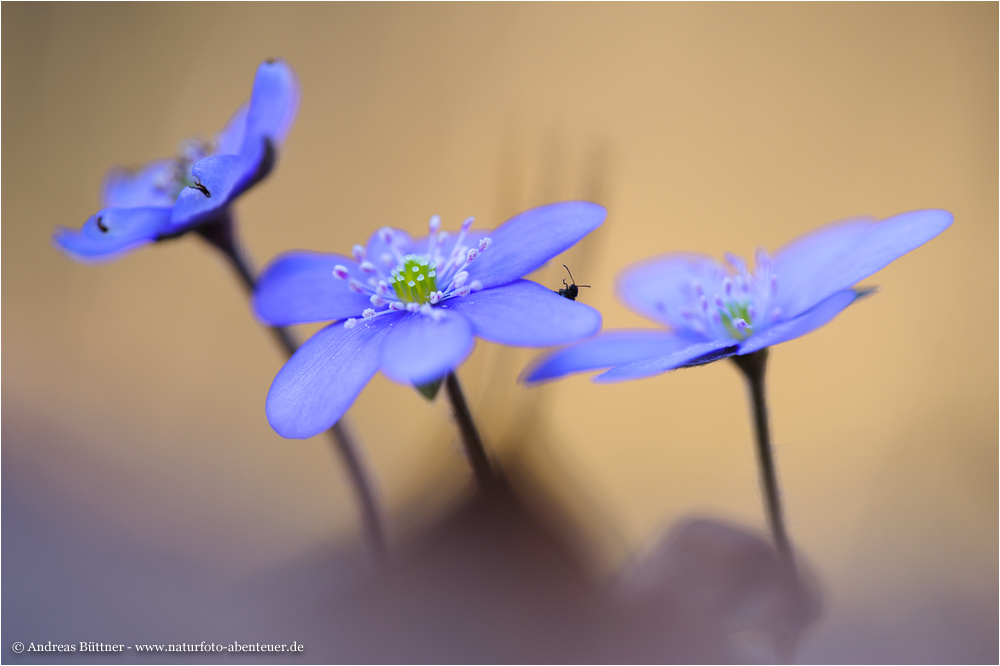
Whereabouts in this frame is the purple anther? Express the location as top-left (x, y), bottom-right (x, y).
top-left (379, 227), bottom-right (394, 244)
top-left (723, 278), bottom-right (732, 297)
top-left (452, 271), bottom-right (469, 288)
top-left (734, 318), bottom-right (751, 332)
top-left (455, 285), bottom-right (471, 298)
top-left (406, 302), bottom-right (421, 313)
top-left (469, 280), bottom-right (483, 292)
top-left (370, 295), bottom-right (386, 307)
top-left (344, 318), bottom-right (358, 329)
top-left (389, 301), bottom-right (406, 311)
top-left (479, 237), bottom-right (492, 252)
top-left (348, 279), bottom-right (365, 294)
top-left (362, 308), bottom-right (376, 319)
top-left (333, 265), bottom-right (350, 280)
top-left (352, 244), bottom-right (365, 263)
top-left (360, 261), bottom-right (377, 274)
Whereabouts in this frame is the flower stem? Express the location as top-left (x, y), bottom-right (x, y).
top-left (444, 372), bottom-right (496, 488)
top-left (733, 349), bottom-right (807, 662)
top-left (731, 349), bottom-right (795, 573)
top-left (197, 215), bottom-right (387, 559)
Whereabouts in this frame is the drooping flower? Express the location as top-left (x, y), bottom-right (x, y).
top-left (255, 201), bottom-right (605, 439)
top-left (52, 59), bottom-right (299, 262)
top-left (525, 209), bottom-right (952, 383)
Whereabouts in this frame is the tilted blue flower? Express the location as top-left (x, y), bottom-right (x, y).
top-left (52, 59), bottom-right (299, 262)
top-left (524, 209), bottom-right (953, 384)
top-left (255, 201), bottom-right (606, 439)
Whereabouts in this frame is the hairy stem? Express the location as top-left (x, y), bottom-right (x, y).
top-left (444, 372), bottom-right (496, 488)
top-left (197, 215), bottom-right (387, 559)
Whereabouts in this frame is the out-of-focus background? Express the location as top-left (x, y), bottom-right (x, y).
top-left (3, 3), bottom-right (996, 663)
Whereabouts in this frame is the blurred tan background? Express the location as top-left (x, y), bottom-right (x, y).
top-left (3, 3), bottom-right (996, 662)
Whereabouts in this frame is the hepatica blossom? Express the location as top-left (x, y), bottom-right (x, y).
top-left (526, 209), bottom-right (952, 383)
top-left (256, 201), bottom-right (605, 439)
top-left (52, 59), bottom-right (299, 261)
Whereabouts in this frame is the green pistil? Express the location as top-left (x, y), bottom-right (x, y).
top-left (720, 301), bottom-right (754, 339)
top-left (390, 254), bottom-right (438, 304)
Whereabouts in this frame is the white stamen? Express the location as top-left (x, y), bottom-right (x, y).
top-left (379, 227), bottom-right (394, 244)
top-left (452, 271), bottom-right (469, 288)
top-left (479, 237), bottom-right (492, 252)
top-left (362, 308), bottom-right (376, 319)
top-left (370, 295), bottom-right (386, 306)
top-left (344, 318), bottom-right (358, 329)
top-left (406, 302), bottom-right (421, 313)
top-left (469, 280), bottom-right (482, 292)
top-left (360, 261), bottom-right (377, 274)
top-left (389, 301), bottom-right (406, 311)
top-left (352, 244), bottom-right (365, 262)
top-left (348, 279), bottom-right (365, 293)
top-left (333, 265), bottom-right (350, 280)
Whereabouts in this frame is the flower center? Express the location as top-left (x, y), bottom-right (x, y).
top-left (389, 255), bottom-right (438, 304)
top-left (675, 249), bottom-right (780, 341)
top-left (155, 137), bottom-right (215, 198)
top-left (719, 300), bottom-right (755, 340)
top-left (335, 215), bottom-right (492, 329)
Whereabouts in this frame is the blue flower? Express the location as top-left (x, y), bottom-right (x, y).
top-left (525, 209), bottom-right (952, 383)
top-left (52, 59), bottom-right (299, 262)
top-left (255, 202), bottom-right (605, 439)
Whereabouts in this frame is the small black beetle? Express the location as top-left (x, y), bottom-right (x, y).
top-left (556, 265), bottom-right (590, 300)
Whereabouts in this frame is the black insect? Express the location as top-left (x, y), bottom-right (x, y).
top-left (556, 265), bottom-right (590, 300)
top-left (188, 177), bottom-right (211, 198)
top-left (95, 215), bottom-right (109, 233)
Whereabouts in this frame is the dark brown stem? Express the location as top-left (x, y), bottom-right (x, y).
top-left (731, 349), bottom-right (794, 573)
top-left (197, 214), bottom-right (387, 559)
top-left (444, 372), bottom-right (496, 488)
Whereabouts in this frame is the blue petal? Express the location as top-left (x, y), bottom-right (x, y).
top-left (737, 288), bottom-right (869, 356)
top-left (241, 59), bottom-right (300, 153)
top-left (443, 279), bottom-right (601, 347)
top-left (214, 102), bottom-right (249, 155)
top-left (100, 159), bottom-right (178, 208)
top-left (594, 339), bottom-right (739, 383)
top-left (254, 252), bottom-right (373, 326)
top-left (169, 152), bottom-right (261, 228)
top-left (266, 314), bottom-right (398, 439)
top-left (523, 330), bottom-right (696, 384)
top-left (52, 207), bottom-right (173, 263)
top-left (465, 202), bottom-right (606, 289)
top-left (773, 209), bottom-right (952, 318)
top-left (380, 310), bottom-right (475, 385)
top-left (616, 253), bottom-right (728, 329)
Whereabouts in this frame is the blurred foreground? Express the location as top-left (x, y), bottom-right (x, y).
top-left (4, 432), bottom-right (994, 664)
